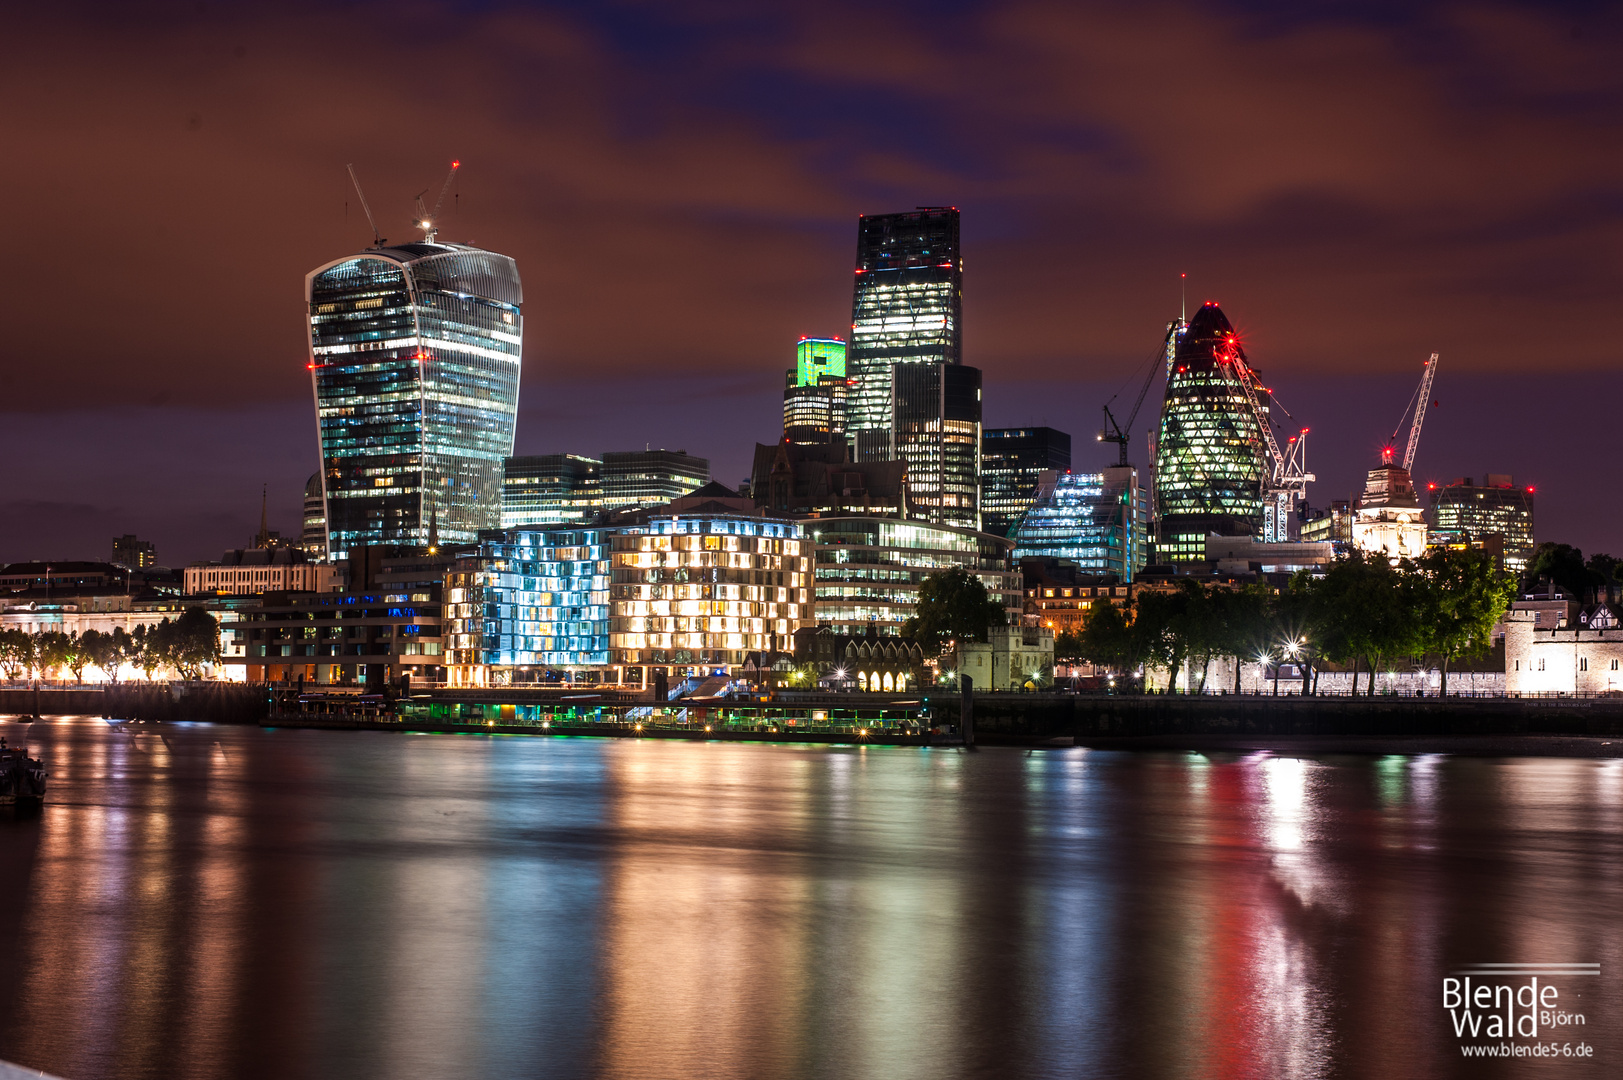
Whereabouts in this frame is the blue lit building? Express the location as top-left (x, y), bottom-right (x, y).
top-left (306, 241), bottom-right (523, 559)
top-left (446, 528), bottom-right (611, 673)
top-left (445, 510), bottom-right (811, 685)
top-left (1011, 467), bottom-right (1148, 581)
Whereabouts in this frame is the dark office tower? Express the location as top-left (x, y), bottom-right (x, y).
top-left (600, 450), bottom-right (710, 510)
top-left (848, 208), bottom-right (962, 445)
top-left (981, 427), bottom-right (1073, 538)
top-left (307, 241), bottom-right (522, 560)
top-left (889, 362), bottom-right (982, 530)
top-left (783, 337), bottom-right (849, 445)
top-left (502, 454), bottom-right (603, 527)
top-left (1152, 302), bottom-right (1268, 563)
top-left (301, 474), bottom-right (327, 559)
top-left (111, 534), bottom-right (156, 569)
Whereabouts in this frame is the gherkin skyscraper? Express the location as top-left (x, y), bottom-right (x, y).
top-left (1152, 302), bottom-right (1268, 563)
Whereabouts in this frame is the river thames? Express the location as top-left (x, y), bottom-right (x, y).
top-left (0, 716), bottom-right (1616, 1078)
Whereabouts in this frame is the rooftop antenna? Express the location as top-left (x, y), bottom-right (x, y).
top-left (346, 163), bottom-right (383, 247)
top-left (415, 160), bottom-right (461, 242)
top-left (1180, 273), bottom-right (1187, 323)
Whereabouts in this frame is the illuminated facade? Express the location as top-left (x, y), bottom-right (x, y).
top-left (1010, 467), bottom-right (1148, 581)
top-left (445, 529), bottom-right (612, 677)
top-left (848, 209), bottom-right (961, 436)
top-left (1153, 302), bottom-right (1268, 563)
top-left (301, 474), bottom-right (327, 558)
top-left (888, 362), bottom-right (982, 530)
top-left (1352, 464), bottom-right (1428, 562)
top-left (502, 454), bottom-right (603, 527)
top-left (806, 516), bottom-right (1020, 636)
top-left (795, 336), bottom-right (847, 387)
top-left (981, 427), bottom-right (1072, 537)
top-left (445, 513), bottom-right (809, 684)
top-left (600, 450), bottom-right (709, 510)
top-left (1428, 475), bottom-right (1535, 571)
top-left (307, 241), bottom-right (523, 560)
top-left (783, 376), bottom-right (849, 445)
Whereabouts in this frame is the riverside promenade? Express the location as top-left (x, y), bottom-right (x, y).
top-left (5, 684), bottom-right (1623, 755)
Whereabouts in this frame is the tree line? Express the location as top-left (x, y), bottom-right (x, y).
top-left (1058, 547), bottom-right (1517, 696)
top-left (0, 609), bottom-right (222, 683)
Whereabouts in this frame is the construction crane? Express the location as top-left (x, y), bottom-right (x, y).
top-left (415, 160), bottom-right (461, 242)
top-left (1384, 353), bottom-right (1440, 471)
top-left (1213, 331), bottom-right (1315, 543)
top-left (346, 163), bottom-right (383, 247)
top-left (1099, 319), bottom-right (1180, 467)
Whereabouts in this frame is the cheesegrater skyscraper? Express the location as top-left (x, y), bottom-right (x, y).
top-left (306, 241), bottom-right (523, 560)
top-left (848, 208), bottom-right (980, 530)
top-left (1152, 301), bottom-right (1268, 562)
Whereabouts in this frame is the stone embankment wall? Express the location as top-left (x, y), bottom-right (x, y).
top-left (930, 693), bottom-right (1623, 739)
top-left (0, 683), bottom-right (269, 724)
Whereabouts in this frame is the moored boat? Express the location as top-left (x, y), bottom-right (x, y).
top-left (0, 739), bottom-right (46, 806)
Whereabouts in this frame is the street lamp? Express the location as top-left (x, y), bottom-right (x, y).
top-left (1281, 636), bottom-right (1305, 696)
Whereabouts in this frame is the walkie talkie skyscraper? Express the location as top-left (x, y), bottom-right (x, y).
top-left (306, 240), bottom-right (523, 559)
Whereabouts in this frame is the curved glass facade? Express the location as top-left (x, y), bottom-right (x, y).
top-left (1152, 302), bottom-right (1267, 562)
top-left (1011, 468), bottom-right (1147, 581)
top-left (307, 242), bottom-right (522, 559)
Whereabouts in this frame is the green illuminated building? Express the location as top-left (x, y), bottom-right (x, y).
top-left (794, 337), bottom-right (847, 387)
top-left (783, 337), bottom-right (849, 445)
top-left (1152, 302), bottom-right (1268, 563)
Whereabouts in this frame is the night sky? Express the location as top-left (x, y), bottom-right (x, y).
top-left (5, 1), bottom-right (1622, 566)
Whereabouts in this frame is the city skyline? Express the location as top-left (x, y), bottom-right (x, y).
top-left (6, 2), bottom-right (1623, 564)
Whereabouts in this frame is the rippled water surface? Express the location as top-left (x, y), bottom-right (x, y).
top-left (0, 717), bottom-right (1617, 1079)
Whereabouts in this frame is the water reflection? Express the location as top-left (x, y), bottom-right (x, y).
top-left (0, 719), bottom-right (1615, 1079)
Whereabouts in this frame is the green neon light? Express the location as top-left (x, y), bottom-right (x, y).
top-left (795, 338), bottom-right (847, 387)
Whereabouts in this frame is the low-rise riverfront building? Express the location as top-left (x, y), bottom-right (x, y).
top-left (806, 516), bottom-right (1019, 636)
top-left (444, 510), bottom-right (811, 686)
top-left (1503, 608), bottom-right (1623, 695)
top-left (185, 547), bottom-right (339, 597)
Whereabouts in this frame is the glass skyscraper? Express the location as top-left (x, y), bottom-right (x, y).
top-left (1428, 475), bottom-right (1536, 571)
top-left (1152, 302), bottom-right (1268, 563)
top-left (1011, 467), bottom-right (1148, 581)
top-left (888, 361), bottom-right (982, 530)
top-left (600, 450), bottom-right (710, 510)
top-left (306, 241), bottom-right (523, 560)
top-left (981, 427), bottom-right (1073, 538)
top-left (848, 210), bottom-right (961, 435)
top-left (502, 454), bottom-right (603, 528)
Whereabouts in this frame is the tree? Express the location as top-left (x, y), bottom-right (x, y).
top-left (131, 623), bottom-right (164, 680)
top-left (1527, 542), bottom-right (1596, 602)
top-left (1076, 600), bottom-right (1135, 674)
top-left (1588, 553), bottom-right (1621, 606)
top-left (82, 628), bottom-right (131, 683)
top-left (1212, 584), bottom-right (1275, 694)
top-left (1310, 551), bottom-right (1421, 696)
top-left (1133, 587), bottom-right (1191, 692)
top-left (1412, 547), bottom-right (1517, 697)
top-left (62, 632), bottom-right (90, 684)
top-left (900, 568), bottom-right (1007, 654)
top-left (0, 629), bottom-right (32, 681)
top-left (33, 631), bottom-right (73, 682)
top-left (1053, 628), bottom-right (1085, 665)
top-left (167, 608), bottom-right (222, 680)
